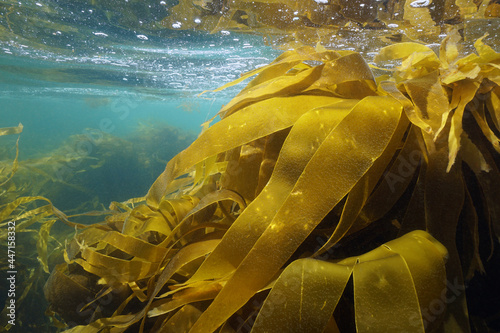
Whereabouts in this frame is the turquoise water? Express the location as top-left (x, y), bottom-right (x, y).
top-left (0, 30), bottom-right (281, 207)
top-left (1, 32), bottom-right (280, 155)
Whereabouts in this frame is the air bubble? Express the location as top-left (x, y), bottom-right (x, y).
top-left (410, 0), bottom-right (430, 8)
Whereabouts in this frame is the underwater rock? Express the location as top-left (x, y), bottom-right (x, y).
top-left (43, 265), bottom-right (96, 326)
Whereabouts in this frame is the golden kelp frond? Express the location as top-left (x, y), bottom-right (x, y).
top-left (0, 124), bottom-right (22, 187)
top-left (0, 195), bottom-right (77, 330)
top-left (252, 230), bottom-right (447, 333)
top-left (42, 183), bottom-right (246, 330)
top-left (146, 46), bottom-right (377, 209)
top-left (42, 35), bottom-right (500, 332)
top-left (375, 32), bottom-right (500, 170)
top-left (187, 96), bottom-right (404, 333)
top-left (0, 123), bottom-right (23, 136)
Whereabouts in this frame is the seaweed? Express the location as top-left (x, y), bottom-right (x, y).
top-left (25, 31), bottom-right (500, 332)
top-left (0, 122), bottom-right (197, 331)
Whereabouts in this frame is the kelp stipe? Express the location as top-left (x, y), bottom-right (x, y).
top-left (33, 34), bottom-right (500, 332)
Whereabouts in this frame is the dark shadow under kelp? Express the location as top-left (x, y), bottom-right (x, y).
top-left (2, 33), bottom-right (500, 332)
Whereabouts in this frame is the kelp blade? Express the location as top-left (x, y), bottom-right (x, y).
top-left (188, 96), bottom-right (403, 332)
top-left (251, 231), bottom-right (447, 333)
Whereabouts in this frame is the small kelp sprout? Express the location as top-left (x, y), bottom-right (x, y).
top-left (37, 33), bottom-right (500, 332)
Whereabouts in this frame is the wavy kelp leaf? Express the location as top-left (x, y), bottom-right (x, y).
top-left (63, 314), bottom-right (136, 333)
top-left (252, 258), bottom-right (352, 333)
top-left (487, 86), bottom-right (500, 132)
top-left (121, 204), bottom-right (171, 237)
top-left (122, 197), bottom-right (200, 238)
top-left (147, 49), bottom-right (380, 209)
top-left (162, 196), bottom-right (200, 222)
top-left (218, 64), bottom-right (323, 117)
top-left (156, 304), bottom-right (203, 333)
top-left (186, 155), bottom-right (221, 196)
top-left (160, 189), bottom-right (246, 248)
top-left (70, 224), bottom-right (217, 286)
top-left (474, 33), bottom-right (500, 63)
top-left (0, 123), bottom-right (23, 136)
top-left (357, 125), bottom-right (422, 225)
top-left (349, 230), bottom-right (446, 332)
top-left (0, 196), bottom-right (92, 230)
top-left (0, 136), bottom-right (21, 187)
top-left (65, 227), bottom-right (109, 262)
top-left (252, 231), bottom-right (447, 333)
top-left (98, 231), bottom-right (168, 262)
top-left (378, 230), bottom-right (448, 332)
top-left (307, 52), bottom-right (375, 90)
top-left (146, 95), bottom-right (346, 209)
top-left (374, 43), bottom-right (435, 64)
top-left (461, 135), bottom-right (491, 173)
top-left (446, 80), bottom-right (480, 171)
top-left (188, 100), bottom-right (358, 283)
top-left (441, 59), bottom-right (481, 85)
top-left (403, 70), bottom-right (450, 138)
top-left (219, 51), bottom-right (375, 116)
top-left (108, 200), bottom-right (134, 213)
top-left (439, 30), bottom-right (462, 68)
top-left (241, 47), bottom-right (343, 90)
top-left (253, 129), bottom-right (290, 196)
top-left (74, 248), bottom-right (160, 284)
top-left (380, 81), bottom-right (433, 135)
top-left (188, 96), bottom-right (403, 332)
top-left (201, 46), bottom-right (331, 96)
top-left (149, 282), bottom-right (223, 317)
top-left (376, 30), bottom-right (500, 172)
top-left (399, 52), bottom-right (443, 82)
top-left (469, 101), bottom-right (500, 154)
top-left (221, 140), bottom-right (267, 203)
top-left (354, 254), bottom-right (422, 332)
top-left (424, 149), bottom-right (468, 332)
top-left (36, 218), bottom-right (57, 273)
top-left (314, 112), bottom-right (410, 256)
top-left (63, 239), bottom-right (221, 333)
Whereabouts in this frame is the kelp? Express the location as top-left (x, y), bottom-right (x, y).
top-left (0, 125), bottom-right (75, 329)
top-left (0, 123), bottom-right (22, 187)
top-left (0, 122), bottom-right (196, 212)
top-left (33, 31), bottom-right (500, 333)
top-left (0, 122), bottom-right (196, 331)
top-left (251, 230), bottom-right (448, 332)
